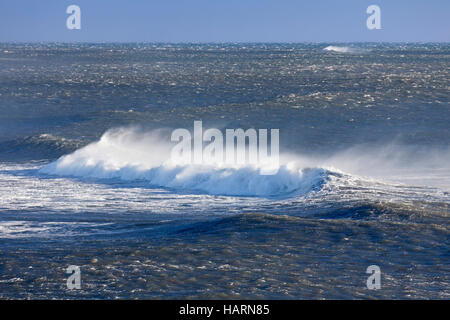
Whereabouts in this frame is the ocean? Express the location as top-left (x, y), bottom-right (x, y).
top-left (0, 43), bottom-right (448, 299)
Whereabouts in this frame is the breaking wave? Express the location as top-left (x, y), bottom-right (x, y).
top-left (39, 128), bottom-right (330, 197)
top-left (39, 127), bottom-right (450, 197)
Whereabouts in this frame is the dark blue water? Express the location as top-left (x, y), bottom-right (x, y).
top-left (0, 43), bottom-right (448, 299)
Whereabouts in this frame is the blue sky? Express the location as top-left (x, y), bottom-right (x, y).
top-left (0, 0), bottom-right (448, 42)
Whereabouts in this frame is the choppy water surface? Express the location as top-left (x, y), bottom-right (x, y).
top-left (0, 43), bottom-right (448, 299)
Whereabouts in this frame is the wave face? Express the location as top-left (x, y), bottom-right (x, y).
top-left (40, 128), bottom-right (329, 197)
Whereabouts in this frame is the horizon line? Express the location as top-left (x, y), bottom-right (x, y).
top-left (1, 41), bottom-right (449, 45)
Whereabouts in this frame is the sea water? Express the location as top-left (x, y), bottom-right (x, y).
top-left (0, 43), bottom-right (448, 299)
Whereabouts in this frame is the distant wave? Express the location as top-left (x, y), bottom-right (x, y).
top-left (323, 46), bottom-right (364, 53)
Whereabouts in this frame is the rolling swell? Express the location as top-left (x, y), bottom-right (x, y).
top-left (0, 134), bottom-right (84, 162)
